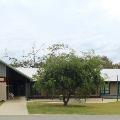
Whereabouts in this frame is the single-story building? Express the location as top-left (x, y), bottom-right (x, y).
top-left (101, 69), bottom-right (120, 98)
top-left (0, 59), bottom-right (38, 101)
top-left (0, 58), bottom-right (120, 101)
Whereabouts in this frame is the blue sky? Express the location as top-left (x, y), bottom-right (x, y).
top-left (0, 0), bottom-right (120, 62)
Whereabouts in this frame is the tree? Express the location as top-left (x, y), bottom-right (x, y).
top-left (2, 44), bottom-right (44, 68)
top-left (113, 63), bottom-right (120, 69)
top-left (99, 56), bottom-right (113, 68)
top-left (34, 44), bottom-right (104, 106)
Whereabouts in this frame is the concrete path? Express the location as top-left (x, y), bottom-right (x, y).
top-left (0, 97), bottom-right (28, 115)
top-left (30, 98), bottom-right (120, 104)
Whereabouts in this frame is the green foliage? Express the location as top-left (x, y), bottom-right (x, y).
top-left (34, 44), bottom-right (104, 106)
top-left (97, 56), bottom-right (113, 68)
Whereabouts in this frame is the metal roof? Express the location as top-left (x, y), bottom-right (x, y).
top-left (17, 68), bottom-right (120, 82)
top-left (101, 69), bottom-right (120, 82)
top-left (16, 68), bottom-right (38, 80)
top-left (16, 68), bottom-right (120, 82)
top-left (0, 59), bottom-right (35, 81)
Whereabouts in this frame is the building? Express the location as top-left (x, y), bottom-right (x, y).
top-left (0, 59), bottom-right (38, 101)
top-left (101, 69), bottom-right (120, 98)
top-left (0, 58), bottom-right (120, 101)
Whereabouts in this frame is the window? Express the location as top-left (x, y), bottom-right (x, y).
top-left (101, 83), bottom-right (110, 94)
top-left (101, 86), bottom-right (105, 94)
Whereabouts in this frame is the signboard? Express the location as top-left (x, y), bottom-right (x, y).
top-left (0, 78), bottom-right (4, 82)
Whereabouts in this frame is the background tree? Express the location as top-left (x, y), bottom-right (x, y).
top-left (113, 63), bottom-right (120, 69)
top-left (2, 44), bottom-right (44, 68)
top-left (99, 56), bottom-right (113, 68)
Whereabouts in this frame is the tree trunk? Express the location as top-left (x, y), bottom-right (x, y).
top-left (63, 93), bottom-right (70, 106)
top-left (64, 101), bottom-right (68, 106)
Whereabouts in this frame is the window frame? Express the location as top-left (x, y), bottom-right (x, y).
top-left (118, 82), bottom-right (120, 94)
top-left (101, 82), bottom-right (110, 95)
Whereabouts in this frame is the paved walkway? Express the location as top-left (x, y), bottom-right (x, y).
top-left (0, 97), bottom-right (28, 115)
top-left (83, 98), bottom-right (119, 103)
top-left (30, 98), bottom-right (120, 104)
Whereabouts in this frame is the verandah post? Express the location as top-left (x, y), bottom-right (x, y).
top-left (117, 75), bottom-right (119, 102)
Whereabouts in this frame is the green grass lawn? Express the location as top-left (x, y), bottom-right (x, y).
top-left (27, 101), bottom-right (120, 115)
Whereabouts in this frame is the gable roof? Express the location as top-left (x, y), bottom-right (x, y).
top-left (0, 59), bottom-right (37, 81)
top-left (1, 59), bottom-right (120, 82)
top-left (101, 69), bottom-right (120, 82)
top-left (16, 68), bottom-right (38, 80)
